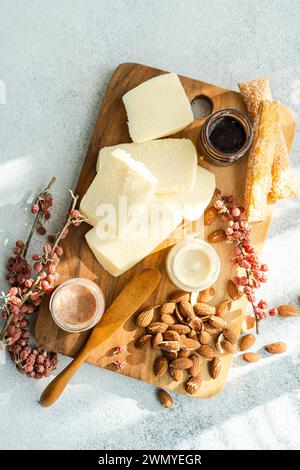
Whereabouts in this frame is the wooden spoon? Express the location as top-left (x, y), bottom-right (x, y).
top-left (40, 268), bottom-right (161, 407)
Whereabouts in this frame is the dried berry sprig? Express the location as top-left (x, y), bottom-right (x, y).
top-left (24, 176), bottom-right (56, 257)
top-left (212, 189), bottom-right (276, 334)
top-left (0, 180), bottom-right (85, 379)
top-left (112, 344), bottom-right (126, 369)
top-left (113, 344), bottom-right (126, 355)
top-left (3, 177), bottom-right (56, 291)
top-left (113, 359), bottom-right (126, 370)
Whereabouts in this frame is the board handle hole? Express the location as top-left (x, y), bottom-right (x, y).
top-left (191, 95), bottom-right (213, 120)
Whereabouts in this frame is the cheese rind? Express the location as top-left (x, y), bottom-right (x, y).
top-left (80, 148), bottom-right (157, 233)
top-left (123, 73), bottom-right (194, 143)
top-left (157, 166), bottom-right (216, 221)
top-left (96, 139), bottom-right (197, 194)
top-left (85, 200), bottom-right (182, 277)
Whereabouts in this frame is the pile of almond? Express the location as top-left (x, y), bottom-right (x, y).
top-left (135, 287), bottom-right (237, 397)
top-left (134, 287), bottom-right (299, 409)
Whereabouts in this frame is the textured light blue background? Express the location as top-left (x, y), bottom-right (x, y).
top-left (0, 0), bottom-right (300, 450)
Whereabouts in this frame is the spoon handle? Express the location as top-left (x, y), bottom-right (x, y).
top-left (40, 347), bottom-right (89, 407)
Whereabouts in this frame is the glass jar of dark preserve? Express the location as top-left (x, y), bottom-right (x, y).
top-left (200, 108), bottom-right (253, 166)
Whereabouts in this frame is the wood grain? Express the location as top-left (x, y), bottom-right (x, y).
top-left (35, 63), bottom-right (296, 398)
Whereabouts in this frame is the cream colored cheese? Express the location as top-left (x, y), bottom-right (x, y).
top-left (122, 73), bottom-right (194, 143)
top-left (80, 148), bottom-right (157, 235)
top-left (157, 166), bottom-right (216, 221)
top-left (85, 200), bottom-right (182, 277)
top-left (97, 139), bottom-right (197, 194)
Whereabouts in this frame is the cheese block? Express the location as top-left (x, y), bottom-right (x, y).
top-left (122, 73), bottom-right (194, 143)
top-left (157, 166), bottom-right (216, 221)
top-left (80, 148), bottom-right (157, 234)
top-left (85, 200), bottom-right (182, 277)
top-left (96, 139), bottom-right (197, 194)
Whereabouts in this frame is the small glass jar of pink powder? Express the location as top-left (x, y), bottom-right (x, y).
top-left (49, 278), bottom-right (105, 333)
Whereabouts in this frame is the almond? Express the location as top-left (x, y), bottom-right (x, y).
top-left (160, 302), bottom-right (176, 314)
top-left (189, 354), bottom-right (200, 377)
top-left (227, 280), bottom-right (241, 300)
top-left (152, 332), bottom-right (163, 349)
top-left (194, 303), bottom-right (215, 317)
top-left (163, 330), bottom-right (180, 342)
top-left (239, 334), bottom-right (256, 351)
top-left (180, 337), bottom-right (200, 351)
top-left (278, 305), bottom-right (300, 318)
top-left (221, 339), bottom-right (235, 353)
top-left (169, 366), bottom-right (184, 382)
top-left (158, 389), bottom-right (173, 408)
top-left (135, 334), bottom-right (152, 349)
top-left (159, 341), bottom-right (180, 352)
top-left (199, 330), bottom-right (211, 345)
top-left (168, 290), bottom-right (190, 303)
top-left (187, 328), bottom-right (198, 340)
top-left (174, 305), bottom-right (187, 324)
top-left (178, 350), bottom-right (190, 358)
top-left (204, 206), bottom-right (218, 226)
top-left (169, 324), bottom-right (190, 335)
top-left (198, 344), bottom-right (215, 360)
top-left (136, 307), bottom-right (154, 327)
top-left (185, 374), bottom-right (202, 395)
top-left (170, 357), bottom-right (193, 369)
top-left (160, 314), bottom-right (176, 326)
top-left (147, 322), bottom-right (168, 334)
top-left (204, 323), bottom-right (221, 335)
top-left (223, 328), bottom-right (238, 344)
top-left (246, 315), bottom-right (255, 329)
top-left (265, 342), bottom-right (287, 354)
top-left (154, 356), bottom-right (169, 377)
top-left (208, 229), bottom-right (226, 243)
top-left (188, 316), bottom-right (203, 331)
top-left (197, 287), bottom-right (216, 303)
top-left (162, 350), bottom-right (178, 360)
top-left (209, 316), bottom-right (226, 329)
top-left (216, 300), bottom-right (232, 318)
top-left (242, 352), bottom-right (260, 363)
top-left (178, 301), bottom-right (194, 319)
top-left (208, 357), bottom-right (221, 379)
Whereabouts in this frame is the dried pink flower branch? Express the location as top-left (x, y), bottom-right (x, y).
top-left (0, 179), bottom-right (85, 378)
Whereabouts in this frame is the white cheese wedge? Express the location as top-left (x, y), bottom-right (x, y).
top-left (157, 166), bottom-right (216, 221)
top-left (96, 139), bottom-right (197, 194)
top-left (122, 73), bottom-right (194, 143)
top-left (85, 200), bottom-right (182, 277)
top-left (80, 148), bottom-right (157, 235)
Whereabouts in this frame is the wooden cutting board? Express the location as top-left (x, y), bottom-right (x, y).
top-left (35, 63), bottom-right (296, 398)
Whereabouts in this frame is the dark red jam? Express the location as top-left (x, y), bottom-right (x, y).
top-left (208, 116), bottom-right (246, 154)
